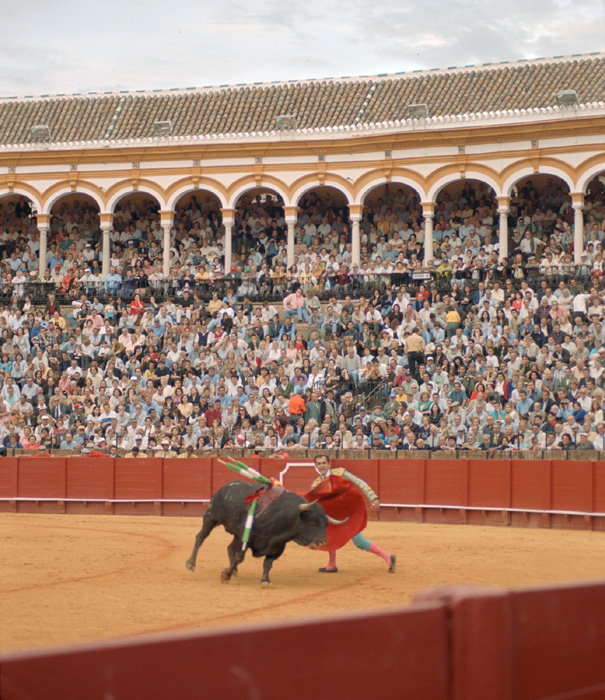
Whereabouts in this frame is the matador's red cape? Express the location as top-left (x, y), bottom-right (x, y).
top-left (303, 474), bottom-right (367, 551)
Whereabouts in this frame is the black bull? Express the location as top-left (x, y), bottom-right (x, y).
top-left (186, 481), bottom-right (345, 585)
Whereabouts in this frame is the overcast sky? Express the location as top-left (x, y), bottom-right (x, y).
top-left (1, 0), bottom-right (604, 97)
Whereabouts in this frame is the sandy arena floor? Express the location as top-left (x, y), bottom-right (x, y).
top-left (2, 513), bottom-right (605, 653)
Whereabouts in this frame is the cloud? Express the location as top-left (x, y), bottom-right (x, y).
top-left (0, 0), bottom-right (602, 96)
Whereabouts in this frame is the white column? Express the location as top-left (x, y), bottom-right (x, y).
top-left (573, 201), bottom-right (584, 264)
top-left (223, 219), bottom-right (233, 274)
top-left (38, 225), bottom-right (48, 278)
top-left (498, 207), bottom-right (509, 261)
top-left (286, 218), bottom-right (296, 270)
top-left (162, 221), bottom-right (172, 277)
top-left (421, 202), bottom-right (435, 264)
top-left (496, 196), bottom-right (511, 262)
top-left (158, 210), bottom-right (175, 279)
top-left (424, 213), bottom-right (434, 264)
top-left (101, 225), bottom-right (111, 278)
top-left (351, 215), bottom-right (361, 267)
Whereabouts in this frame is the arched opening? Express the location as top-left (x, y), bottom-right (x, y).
top-left (432, 178), bottom-right (499, 262)
top-left (361, 182), bottom-right (423, 265)
top-left (171, 189), bottom-right (224, 270)
top-left (0, 193), bottom-right (37, 221)
top-left (584, 174), bottom-right (605, 256)
top-left (508, 174), bottom-right (573, 261)
top-left (108, 192), bottom-right (164, 278)
top-left (112, 192), bottom-right (161, 234)
top-left (50, 193), bottom-right (100, 234)
top-left (0, 193), bottom-right (39, 274)
top-left (290, 185), bottom-right (349, 271)
top-left (232, 187), bottom-right (285, 273)
top-left (47, 193), bottom-right (101, 278)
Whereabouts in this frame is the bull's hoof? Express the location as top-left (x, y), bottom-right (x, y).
top-left (220, 568), bottom-right (232, 583)
top-left (185, 560), bottom-right (196, 572)
top-left (260, 580), bottom-right (272, 587)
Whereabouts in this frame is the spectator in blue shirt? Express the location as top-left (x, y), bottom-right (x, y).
top-left (556, 399), bottom-right (574, 421)
top-left (516, 390), bottom-right (534, 417)
top-left (104, 268), bottom-right (122, 294)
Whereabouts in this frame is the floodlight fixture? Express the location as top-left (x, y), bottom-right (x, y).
top-left (407, 104), bottom-right (428, 119)
top-left (555, 90), bottom-right (579, 107)
top-left (153, 121), bottom-right (173, 136)
top-left (30, 125), bottom-right (51, 140)
top-left (276, 114), bottom-right (296, 130)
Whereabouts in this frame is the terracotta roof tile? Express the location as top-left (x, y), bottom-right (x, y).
top-left (0, 96), bottom-right (122, 144)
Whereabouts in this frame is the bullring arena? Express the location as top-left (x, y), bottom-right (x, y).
top-left (2, 50), bottom-right (605, 699)
top-left (3, 455), bottom-right (605, 699)
top-left (3, 514), bottom-right (605, 652)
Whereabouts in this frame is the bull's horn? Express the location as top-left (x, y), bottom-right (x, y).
top-left (326, 515), bottom-right (349, 526)
top-left (299, 499), bottom-right (319, 511)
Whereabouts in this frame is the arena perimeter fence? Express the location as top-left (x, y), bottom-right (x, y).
top-left (2, 580), bottom-right (605, 700)
top-left (2, 452), bottom-right (605, 530)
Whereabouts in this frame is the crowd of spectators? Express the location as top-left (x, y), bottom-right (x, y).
top-left (0, 176), bottom-right (603, 303)
top-left (0, 177), bottom-right (603, 456)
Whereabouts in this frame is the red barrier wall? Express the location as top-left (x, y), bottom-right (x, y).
top-left (161, 458), bottom-right (212, 516)
top-left (467, 459), bottom-right (511, 509)
top-left (3, 581), bottom-right (605, 700)
top-left (511, 583), bottom-right (605, 699)
top-left (65, 458), bottom-right (112, 500)
top-left (1, 456), bottom-right (604, 529)
top-left (595, 462), bottom-right (605, 513)
top-left (511, 459), bottom-right (551, 510)
top-left (0, 458), bottom-right (18, 499)
top-left (0, 604), bottom-right (451, 700)
top-left (379, 458), bottom-right (425, 503)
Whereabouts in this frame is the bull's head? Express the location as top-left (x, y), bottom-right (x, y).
top-left (299, 500), bottom-right (348, 526)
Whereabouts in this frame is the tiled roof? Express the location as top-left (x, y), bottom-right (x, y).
top-left (0, 96), bottom-right (124, 145)
top-left (362, 56), bottom-right (605, 123)
top-left (0, 54), bottom-right (603, 146)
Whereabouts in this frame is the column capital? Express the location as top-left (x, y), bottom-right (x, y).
top-left (99, 212), bottom-right (113, 227)
top-left (284, 206), bottom-right (299, 219)
top-left (221, 208), bottom-right (235, 219)
top-left (35, 213), bottom-right (50, 227)
top-left (349, 204), bottom-right (363, 219)
top-left (285, 216), bottom-right (297, 226)
top-left (159, 209), bottom-right (175, 220)
top-left (570, 192), bottom-right (585, 208)
top-left (497, 196), bottom-right (511, 209)
top-left (222, 217), bottom-right (234, 227)
top-left (420, 201), bottom-right (435, 215)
